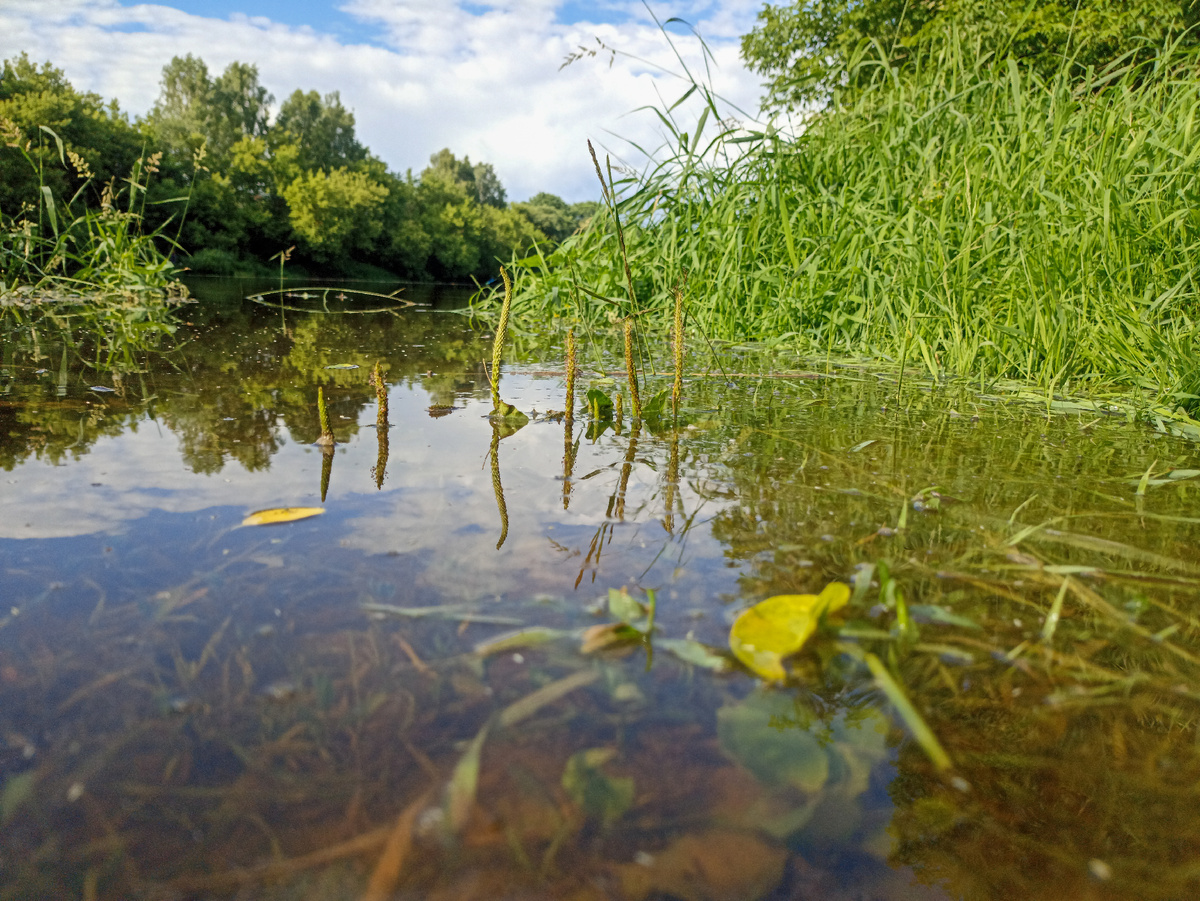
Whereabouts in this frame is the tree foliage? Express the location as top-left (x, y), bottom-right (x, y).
top-left (742, 0), bottom-right (1194, 111)
top-left (1, 52), bottom-right (574, 282)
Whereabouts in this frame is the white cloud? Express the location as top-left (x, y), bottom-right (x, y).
top-left (0, 0), bottom-right (766, 201)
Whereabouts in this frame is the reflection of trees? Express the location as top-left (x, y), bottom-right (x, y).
top-left (0, 298), bottom-right (492, 474)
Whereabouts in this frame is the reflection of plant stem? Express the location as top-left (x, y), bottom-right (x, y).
top-left (320, 445), bottom-right (334, 502)
top-left (672, 279), bottom-right (686, 416)
top-left (614, 423), bottom-right (640, 521)
top-left (371, 361), bottom-right (388, 489)
top-left (490, 266), bottom-right (512, 411)
top-left (562, 417), bottom-right (577, 510)
top-left (575, 521), bottom-right (612, 589)
top-left (490, 425), bottom-right (509, 549)
top-left (663, 431), bottom-right (679, 533)
top-left (624, 318), bottom-right (641, 420)
top-left (372, 429), bottom-right (388, 491)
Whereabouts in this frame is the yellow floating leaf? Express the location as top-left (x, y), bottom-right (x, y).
top-left (729, 582), bottom-right (850, 682)
top-left (242, 507), bottom-right (325, 526)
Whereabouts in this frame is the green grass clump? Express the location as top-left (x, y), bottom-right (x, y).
top-left (491, 35), bottom-right (1200, 409)
top-left (0, 125), bottom-right (182, 303)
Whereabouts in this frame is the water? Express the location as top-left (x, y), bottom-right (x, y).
top-left (3, 279), bottom-right (1200, 900)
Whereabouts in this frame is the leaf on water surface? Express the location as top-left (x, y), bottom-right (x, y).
top-left (324, 363), bottom-right (359, 370)
top-left (608, 587), bottom-right (646, 623)
top-left (241, 507), bottom-right (325, 526)
top-left (584, 387), bottom-right (614, 418)
top-left (717, 692), bottom-right (830, 794)
top-left (641, 388), bottom-right (670, 420)
top-left (729, 582), bottom-right (851, 682)
top-left (561, 747), bottom-right (635, 827)
top-left (656, 638), bottom-right (731, 671)
top-left (581, 622), bottom-right (643, 654)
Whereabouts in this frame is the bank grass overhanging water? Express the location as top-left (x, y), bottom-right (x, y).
top-left (479, 31), bottom-right (1200, 430)
top-left (0, 122), bottom-right (186, 306)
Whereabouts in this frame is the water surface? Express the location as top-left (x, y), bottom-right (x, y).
top-left (3, 280), bottom-right (1200, 900)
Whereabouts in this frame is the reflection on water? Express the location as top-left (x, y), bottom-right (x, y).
top-left (3, 282), bottom-right (1200, 899)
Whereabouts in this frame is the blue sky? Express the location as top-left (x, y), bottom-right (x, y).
top-left (0, 1), bottom-right (766, 201)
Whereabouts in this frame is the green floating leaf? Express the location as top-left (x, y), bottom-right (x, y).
top-left (324, 363), bottom-right (360, 370)
top-left (608, 587), bottom-right (646, 624)
top-left (562, 748), bottom-right (634, 827)
top-left (641, 388), bottom-right (670, 420)
top-left (584, 387), bottom-right (613, 419)
top-left (729, 582), bottom-right (850, 682)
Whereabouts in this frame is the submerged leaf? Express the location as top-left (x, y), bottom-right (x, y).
top-left (729, 582), bottom-right (850, 681)
top-left (717, 692), bottom-right (830, 793)
top-left (562, 748), bottom-right (635, 827)
top-left (242, 506), bottom-right (325, 526)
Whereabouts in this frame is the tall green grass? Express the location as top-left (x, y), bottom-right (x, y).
top-left (0, 126), bottom-right (182, 302)
top-left (494, 35), bottom-right (1200, 407)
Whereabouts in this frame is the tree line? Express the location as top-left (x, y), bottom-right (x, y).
top-left (0, 53), bottom-right (596, 281)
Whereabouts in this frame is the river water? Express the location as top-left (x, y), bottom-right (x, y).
top-left (2, 278), bottom-right (1200, 900)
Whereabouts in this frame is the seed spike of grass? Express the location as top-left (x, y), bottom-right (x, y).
top-left (489, 265), bottom-right (514, 411)
top-left (624, 318), bottom-right (642, 419)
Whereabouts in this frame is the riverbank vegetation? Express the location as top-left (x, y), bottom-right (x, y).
top-left (0, 54), bottom-right (593, 288)
top-left (487, 2), bottom-right (1200, 412)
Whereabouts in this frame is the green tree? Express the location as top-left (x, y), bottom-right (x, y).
top-left (272, 89), bottom-right (365, 173)
top-left (742, 0), bottom-right (1192, 111)
top-left (282, 166), bottom-right (388, 262)
top-left (513, 192), bottom-right (597, 242)
top-left (0, 54), bottom-right (143, 217)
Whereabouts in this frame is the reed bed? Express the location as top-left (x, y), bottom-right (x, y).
top-left (495, 36), bottom-right (1200, 408)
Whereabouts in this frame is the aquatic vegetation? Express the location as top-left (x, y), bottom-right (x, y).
top-left (0, 128), bottom-right (184, 303)
top-left (490, 35), bottom-right (1200, 423)
top-left (8, 288), bottom-right (1200, 899)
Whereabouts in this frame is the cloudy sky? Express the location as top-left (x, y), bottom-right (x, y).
top-left (0, 0), bottom-right (769, 202)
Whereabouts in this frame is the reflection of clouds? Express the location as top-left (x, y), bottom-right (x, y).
top-left (4, 373), bottom-right (738, 614)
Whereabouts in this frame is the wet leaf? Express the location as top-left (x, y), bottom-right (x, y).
top-left (584, 387), bottom-right (613, 418)
top-left (497, 669), bottom-right (599, 728)
top-left (443, 722), bottom-right (489, 836)
top-left (562, 748), bottom-right (634, 827)
top-left (908, 604), bottom-right (981, 629)
top-left (581, 622), bottom-right (642, 654)
top-left (657, 637), bottom-right (731, 671)
top-left (474, 626), bottom-right (570, 656)
top-left (608, 587), bottom-right (646, 623)
top-left (1, 771), bottom-right (34, 825)
top-left (729, 582), bottom-right (850, 681)
top-left (641, 388), bottom-right (670, 420)
top-left (717, 692), bottom-right (830, 793)
top-left (241, 506), bottom-right (325, 526)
